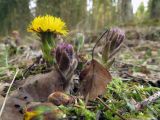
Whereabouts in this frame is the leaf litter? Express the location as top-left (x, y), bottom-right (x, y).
top-left (0, 28), bottom-right (160, 120)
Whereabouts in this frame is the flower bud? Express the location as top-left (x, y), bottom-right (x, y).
top-left (107, 28), bottom-right (125, 52)
top-left (102, 28), bottom-right (125, 68)
top-left (55, 43), bottom-right (74, 71)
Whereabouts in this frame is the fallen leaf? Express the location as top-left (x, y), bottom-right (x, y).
top-left (20, 69), bottom-right (66, 102)
top-left (0, 69), bottom-right (66, 120)
top-left (79, 59), bottom-right (112, 99)
top-left (1, 91), bottom-right (28, 120)
top-left (48, 92), bottom-right (75, 106)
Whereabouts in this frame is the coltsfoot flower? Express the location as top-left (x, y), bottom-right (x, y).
top-left (27, 15), bottom-right (68, 36)
top-left (27, 15), bottom-right (68, 64)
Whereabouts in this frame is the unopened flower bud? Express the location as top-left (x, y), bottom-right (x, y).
top-left (107, 28), bottom-right (125, 52)
top-left (55, 43), bottom-right (74, 71)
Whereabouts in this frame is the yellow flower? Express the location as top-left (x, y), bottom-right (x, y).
top-left (24, 111), bottom-right (39, 120)
top-left (27, 15), bottom-right (68, 35)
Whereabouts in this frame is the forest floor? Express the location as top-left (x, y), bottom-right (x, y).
top-left (0, 27), bottom-right (160, 120)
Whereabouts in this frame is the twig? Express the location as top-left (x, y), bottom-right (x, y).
top-left (23, 55), bottom-right (42, 77)
top-left (92, 29), bottom-right (109, 60)
top-left (74, 104), bottom-right (96, 109)
top-left (135, 91), bottom-right (160, 110)
top-left (96, 97), bottom-right (127, 120)
top-left (23, 63), bottom-right (35, 77)
top-left (0, 68), bottom-right (19, 118)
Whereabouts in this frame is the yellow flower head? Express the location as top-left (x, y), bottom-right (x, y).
top-left (24, 111), bottom-right (38, 120)
top-left (27, 15), bottom-right (68, 35)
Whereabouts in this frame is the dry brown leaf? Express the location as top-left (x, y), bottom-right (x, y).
top-left (1, 91), bottom-right (28, 120)
top-left (20, 69), bottom-right (66, 102)
top-left (48, 92), bottom-right (75, 106)
top-left (0, 69), bottom-right (66, 120)
top-left (79, 59), bottom-right (112, 99)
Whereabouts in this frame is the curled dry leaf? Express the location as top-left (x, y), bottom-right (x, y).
top-left (79, 59), bottom-right (112, 99)
top-left (48, 92), bottom-right (75, 106)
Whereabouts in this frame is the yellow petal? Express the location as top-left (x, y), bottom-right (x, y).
top-left (27, 15), bottom-right (68, 35)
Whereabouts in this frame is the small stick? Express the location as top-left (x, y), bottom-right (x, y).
top-left (135, 91), bottom-right (160, 110)
top-left (74, 104), bottom-right (96, 109)
top-left (23, 62), bottom-right (35, 77)
top-left (0, 69), bottom-right (19, 118)
top-left (142, 91), bottom-right (160, 105)
top-left (92, 29), bottom-right (109, 60)
top-left (96, 97), bottom-right (127, 120)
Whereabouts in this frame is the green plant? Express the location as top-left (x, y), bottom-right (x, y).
top-left (27, 15), bottom-right (68, 64)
